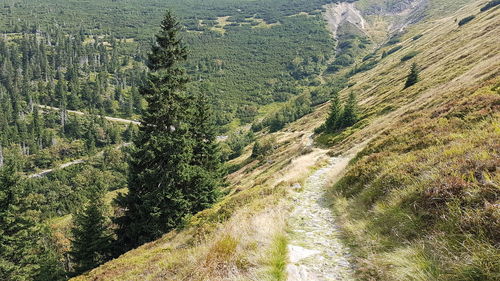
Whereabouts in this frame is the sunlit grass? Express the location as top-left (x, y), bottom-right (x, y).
top-left (265, 234), bottom-right (288, 281)
top-left (330, 82), bottom-right (500, 280)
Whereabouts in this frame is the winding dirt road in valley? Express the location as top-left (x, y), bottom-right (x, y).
top-left (38, 105), bottom-right (140, 125)
top-left (27, 143), bottom-right (130, 178)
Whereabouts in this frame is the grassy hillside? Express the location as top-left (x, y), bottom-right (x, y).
top-left (71, 0), bottom-right (498, 280)
top-left (333, 80), bottom-right (499, 280)
top-left (322, 0), bottom-right (500, 279)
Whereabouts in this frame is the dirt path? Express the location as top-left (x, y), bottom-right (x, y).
top-left (286, 155), bottom-right (355, 281)
top-left (27, 143), bottom-right (131, 178)
top-left (38, 105), bottom-right (140, 125)
top-left (28, 158), bottom-right (86, 178)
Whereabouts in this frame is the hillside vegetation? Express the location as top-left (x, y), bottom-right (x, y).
top-left (71, 0), bottom-right (499, 280)
top-left (73, 122), bottom-right (331, 280)
top-left (0, 0), bottom-right (345, 279)
top-left (325, 0), bottom-right (500, 279)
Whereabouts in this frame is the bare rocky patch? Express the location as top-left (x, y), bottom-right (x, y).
top-left (323, 2), bottom-right (367, 38)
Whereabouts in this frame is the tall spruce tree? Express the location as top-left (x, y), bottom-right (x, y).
top-left (55, 70), bottom-right (67, 133)
top-left (404, 62), bottom-right (419, 88)
top-left (325, 91), bottom-right (342, 133)
top-left (116, 11), bottom-right (216, 251)
top-left (188, 93), bottom-right (222, 213)
top-left (69, 192), bottom-right (112, 275)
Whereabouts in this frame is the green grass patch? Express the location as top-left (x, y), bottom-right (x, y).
top-left (206, 235), bottom-right (239, 263)
top-left (266, 234), bottom-right (288, 281)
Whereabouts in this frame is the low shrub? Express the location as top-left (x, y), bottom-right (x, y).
top-left (251, 136), bottom-right (277, 159)
top-left (382, 46), bottom-right (403, 58)
top-left (362, 53), bottom-right (376, 61)
top-left (458, 15), bottom-right (475, 26)
top-left (385, 34), bottom-right (401, 46)
top-left (220, 130), bottom-right (255, 160)
top-left (401, 51), bottom-right (420, 62)
top-left (349, 60), bottom-right (378, 75)
top-left (480, 0), bottom-right (500, 12)
top-left (412, 34), bottom-right (423, 40)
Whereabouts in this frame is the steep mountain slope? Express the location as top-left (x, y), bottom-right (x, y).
top-left (321, 0), bottom-right (500, 279)
top-left (73, 123), bottom-right (333, 280)
top-left (73, 0), bottom-right (499, 280)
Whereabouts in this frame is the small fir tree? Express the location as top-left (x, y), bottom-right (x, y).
top-left (340, 92), bottom-right (358, 128)
top-left (69, 193), bottom-right (113, 275)
top-left (404, 62), bottom-right (419, 88)
top-left (325, 91), bottom-right (342, 133)
top-left (188, 93), bottom-right (222, 213)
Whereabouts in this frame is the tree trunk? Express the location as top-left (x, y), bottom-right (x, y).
top-left (0, 144), bottom-right (4, 167)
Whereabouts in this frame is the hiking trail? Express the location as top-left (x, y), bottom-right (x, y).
top-left (286, 156), bottom-right (355, 281)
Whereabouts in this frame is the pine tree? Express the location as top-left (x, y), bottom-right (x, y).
top-left (56, 70), bottom-right (67, 133)
top-left (0, 153), bottom-right (44, 280)
top-left (69, 193), bottom-right (112, 275)
top-left (35, 226), bottom-right (67, 281)
top-left (32, 105), bottom-right (43, 149)
top-left (123, 123), bottom-right (136, 142)
top-left (115, 10), bottom-right (193, 250)
top-left (404, 62), bottom-right (419, 88)
top-left (188, 93), bottom-right (221, 213)
top-left (340, 92), bottom-right (358, 128)
top-left (325, 91), bottom-right (342, 133)
top-left (0, 143), bottom-right (3, 167)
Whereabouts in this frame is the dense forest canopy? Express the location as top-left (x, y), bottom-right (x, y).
top-left (0, 0), bottom-right (341, 37)
top-left (0, 0), bottom-right (350, 176)
top-left (0, 0), bottom-right (339, 128)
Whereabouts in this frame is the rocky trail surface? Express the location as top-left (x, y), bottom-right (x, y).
top-left (286, 156), bottom-right (355, 281)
